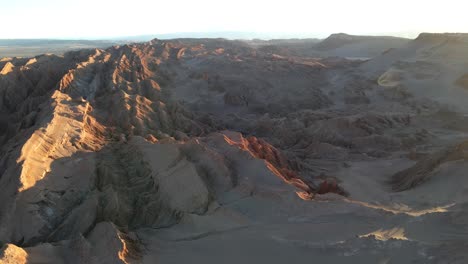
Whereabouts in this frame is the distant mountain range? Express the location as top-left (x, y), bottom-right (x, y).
top-left (0, 32), bottom-right (411, 59)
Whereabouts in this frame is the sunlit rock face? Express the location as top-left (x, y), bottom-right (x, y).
top-left (1, 34), bottom-right (468, 263)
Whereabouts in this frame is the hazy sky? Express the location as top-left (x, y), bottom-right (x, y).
top-left (1, 0), bottom-right (467, 39)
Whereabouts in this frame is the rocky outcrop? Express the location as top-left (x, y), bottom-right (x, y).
top-left (390, 141), bottom-right (468, 191)
top-left (415, 33), bottom-right (468, 44)
top-left (0, 62), bottom-right (15, 75)
top-left (313, 33), bottom-right (409, 58)
top-left (0, 244), bottom-right (28, 264)
top-left (455, 73), bottom-right (468, 89)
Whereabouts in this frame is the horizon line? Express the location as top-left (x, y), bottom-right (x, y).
top-left (1, 31), bottom-right (468, 41)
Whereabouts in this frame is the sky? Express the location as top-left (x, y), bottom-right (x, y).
top-left (1, 0), bottom-right (467, 39)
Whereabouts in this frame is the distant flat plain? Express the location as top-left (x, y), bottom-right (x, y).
top-left (0, 39), bottom-right (122, 58)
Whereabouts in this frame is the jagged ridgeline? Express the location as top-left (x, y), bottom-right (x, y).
top-left (0, 39), bottom-right (346, 263)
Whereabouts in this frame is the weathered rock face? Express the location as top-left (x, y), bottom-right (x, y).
top-left (414, 33), bottom-right (468, 44)
top-left (2, 35), bottom-right (468, 263)
top-left (390, 141), bottom-right (468, 191)
top-left (455, 73), bottom-right (468, 89)
top-left (0, 244), bottom-right (28, 264)
top-left (0, 39), bottom-right (350, 262)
